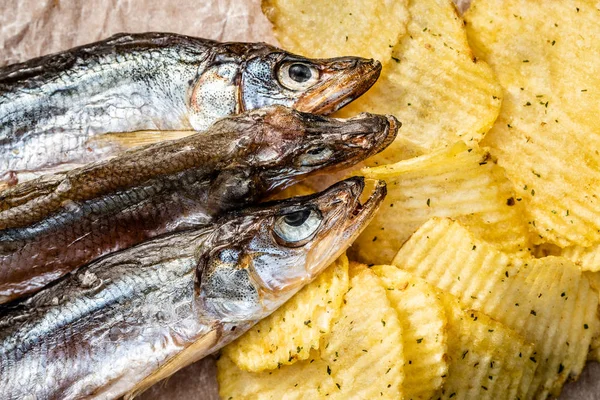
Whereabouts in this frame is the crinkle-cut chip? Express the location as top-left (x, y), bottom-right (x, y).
top-left (372, 265), bottom-right (448, 400)
top-left (351, 142), bottom-right (531, 264)
top-left (333, 0), bottom-right (501, 165)
top-left (222, 254), bottom-right (349, 372)
top-left (318, 264), bottom-right (405, 398)
top-left (583, 271), bottom-right (600, 362)
top-left (217, 265), bottom-right (404, 399)
top-left (436, 293), bottom-right (536, 400)
top-left (465, 0), bottom-right (600, 247)
top-left (393, 218), bottom-right (600, 398)
top-left (217, 350), bottom-right (332, 400)
top-left (261, 0), bottom-right (409, 62)
top-left (562, 245), bottom-right (600, 272)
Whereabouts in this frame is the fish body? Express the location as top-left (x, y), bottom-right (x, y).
top-left (0, 177), bottom-right (385, 400)
top-left (0, 32), bottom-right (381, 185)
top-left (0, 105), bottom-right (398, 303)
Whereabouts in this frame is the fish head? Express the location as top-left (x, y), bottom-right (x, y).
top-left (240, 48), bottom-right (381, 115)
top-left (196, 177), bottom-right (385, 322)
top-left (229, 105), bottom-right (398, 192)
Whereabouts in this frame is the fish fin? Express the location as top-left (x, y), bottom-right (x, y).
top-left (124, 329), bottom-right (219, 399)
top-left (87, 130), bottom-right (198, 150)
top-left (0, 182), bottom-right (8, 193)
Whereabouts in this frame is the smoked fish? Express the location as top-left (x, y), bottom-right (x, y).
top-left (0, 105), bottom-right (398, 303)
top-left (0, 177), bottom-right (385, 400)
top-left (0, 32), bottom-right (381, 186)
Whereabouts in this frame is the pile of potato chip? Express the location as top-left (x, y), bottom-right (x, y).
top-left (217, 0), bottom-right (600, 398)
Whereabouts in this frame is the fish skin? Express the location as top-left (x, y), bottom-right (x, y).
top-left (0, 177), bottom-right (385, 400)
top-left (0, 32), bottom-right (382, 185)
top-left (0, 105), bottom-right (399, 303)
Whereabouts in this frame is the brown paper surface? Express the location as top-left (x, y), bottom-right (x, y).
top-left (0, 0), bottom-right (597, 398)
top-left (0, 0), bottom-right (277, 67)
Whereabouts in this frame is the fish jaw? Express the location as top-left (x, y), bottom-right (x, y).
top-left (293, 57), bottom-right (382, 115)
top-left (253, 106), bottom-right (399, 192)
top-left (303, 178), bottom-right (386, 277)
top-left (306, 111), bottom-right (400, 172)
top-left (195, 176), bottom-right (386, 324)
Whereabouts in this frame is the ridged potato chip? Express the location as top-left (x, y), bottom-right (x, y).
top-left (352, 142), bottom-right (531, 264)
top-left (217, 264), bottom-right (404, 399)
top-left (372, 265), bottom-right (448, 400)
top-left (437, 293), bottom-right (536, 400)
top-left (335, 0), bottom-right (502, 164)
top-left (217, 350), bottom-right (332, 400)
top-left (393, 218), bottom-right (600, 398)
top-left (222, 254), bottom-right (349, 372)
top-left (561, 245), bottom-right (600, 272)
top-left (263, 0), bottom-right (501, 165)
top-left (262, 0), bottom-right (409, 62)
top-left (465, 0), bottom-right (600, 247)
top-left (583, 271), bottom-right (600, 362)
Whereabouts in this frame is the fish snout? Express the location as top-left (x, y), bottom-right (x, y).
top-left (352, 57), bottom-right (382, 87)
top-left (338, 113), bottom-right (400, 153)
top-left (294, 56), bottom-right (382, 115)
top-left (329, 176), bottom-right (366, 205)
top-left (328, 57), bottom-right (381, 75)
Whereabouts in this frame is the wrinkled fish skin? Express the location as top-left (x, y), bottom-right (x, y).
top-left (0, 32), bottom-right (382, 185)
top-left (0, 177), bottom-right (385, 400)
top-left (0, 105), bottom-right (398, 303)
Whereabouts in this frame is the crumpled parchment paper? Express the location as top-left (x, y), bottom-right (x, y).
top-left (1, 0), bottom-right (598, 399)
top-left (0, 0), bottom-right (277, 67)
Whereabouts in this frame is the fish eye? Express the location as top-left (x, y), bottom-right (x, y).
top-left (273, 209), bottom-right (322, 247)
top-left (297, 147), bottom-right (334, 167)
top-left (289, 63), bottom-right (312, 83)
top-left (277, 62), bottom-right (320, 91)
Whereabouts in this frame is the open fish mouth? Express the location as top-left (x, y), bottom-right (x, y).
top-left (338, 177), bottom-right (387, 247)
top-left (294, 58), bottom-right (382, 115)
top-left (303, 177), bottom-right (386, 277)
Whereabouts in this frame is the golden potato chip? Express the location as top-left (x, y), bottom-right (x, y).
top-left (263, 0), bottom-right (501, 164)
top-left (437, 293), bottom-right (536, 400)
top-left (217, 350), bottom-right (333, 400)
top-left (352, 142), bottom-right (531, 264)
top-left (334, 0), bottom-right (502, 164)
top-left (464, 0), bottom-right (600, 247)
top-left (393, 218), bottom-right (599, 398)
top-left (372, 265), bottom-right (448, 400)
top-left (584, 271), bottom-right (600, 296)
top-left (318, 264), bottom-right (404, 398)
top-left (583, 271), bottom-right (600, 362)
top-left (222, 255), bottom-right (349, 372)
top-left (217, 265), bottom-right (404, 399)
top-left (561, 245), bottom-right (600, 272)
top-left (262, 0), bottom-right (409, 62)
